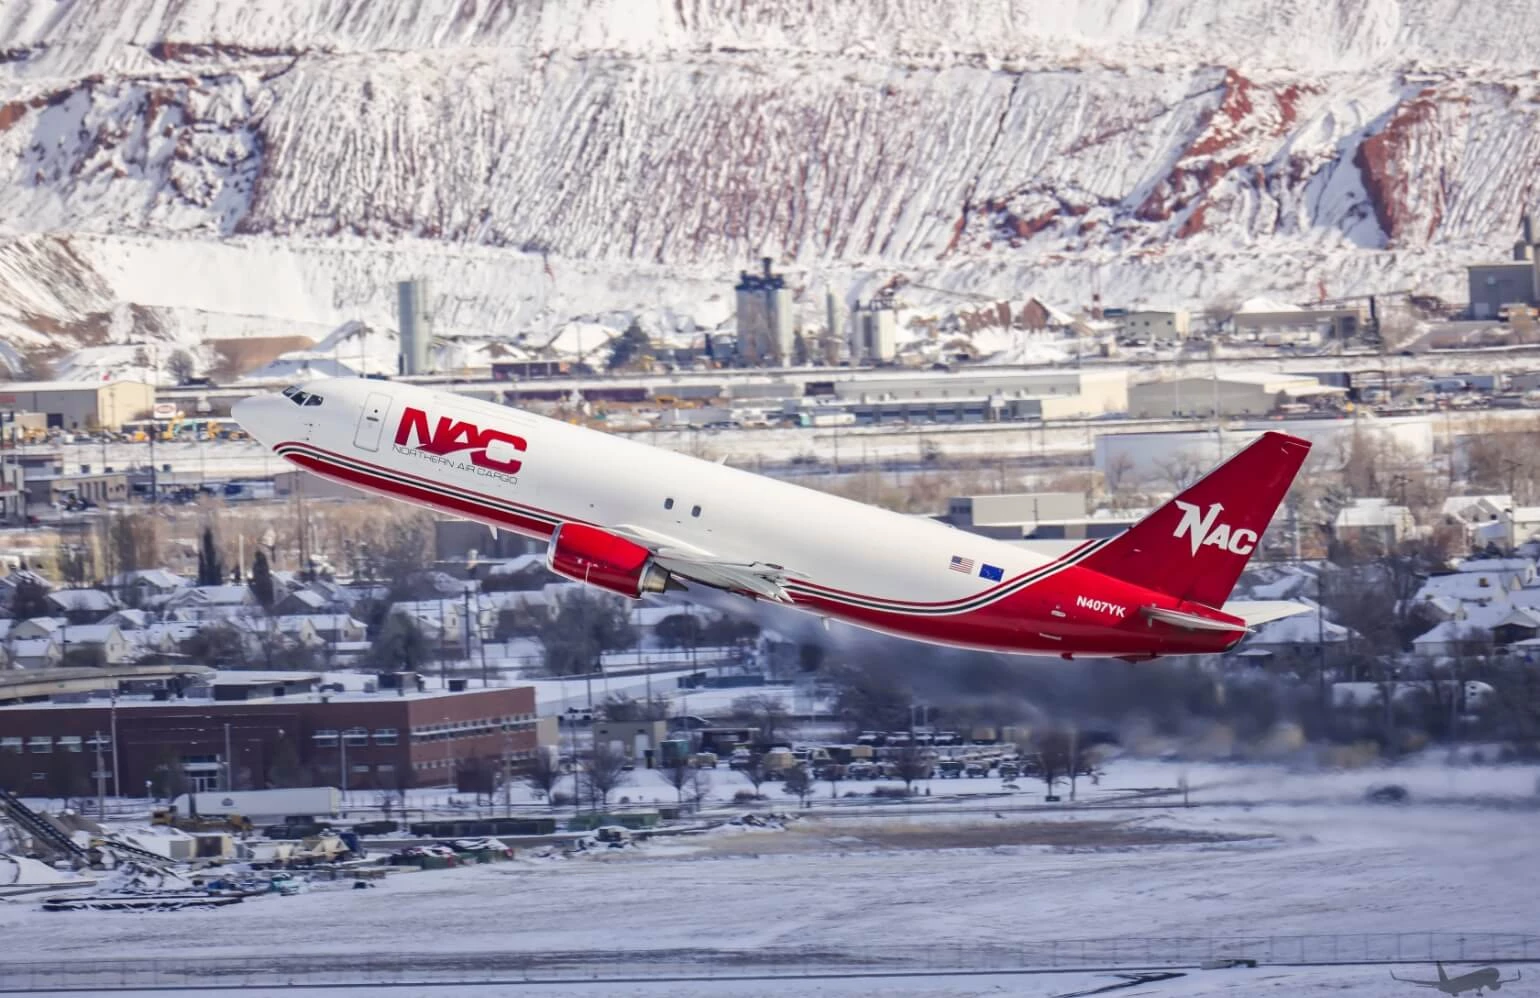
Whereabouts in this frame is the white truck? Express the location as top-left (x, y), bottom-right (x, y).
top-left (171, 787), bottom-right (341, 822)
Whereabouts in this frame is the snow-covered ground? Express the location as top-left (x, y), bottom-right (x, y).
top-left (33, 970), bottom-right (1531, 998)
top-left (3, 759), bottom-right (1535, 981)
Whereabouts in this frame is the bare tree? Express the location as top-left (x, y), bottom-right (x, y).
top-left (1152, 450), bottom-right (1207, 491)
top-left (731, 694), bottom-right (791, 745)
top-left (823, 762), bottom-right (846, 800)
top-left (686, 766), bottom-right (712, 812)
top-left (523, 749), bottom-right (563, 809)
top-left (661, 759), bottom-right (695, 805)
top-left (782, 765), bottom-right (812, 806)
top-left (1026, 729), bottom-right (1091, 800)
top-left (891, 743), bottom-right (932, 795)
top-left (166, 349), bottom-right (196, 384)
top-left (579, 741), bottom-right (629, 810)
top-left (740, 755), bottom-right (771, 798)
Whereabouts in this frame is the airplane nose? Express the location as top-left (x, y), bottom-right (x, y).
top-left (231, 394), bottom-right (281, 447)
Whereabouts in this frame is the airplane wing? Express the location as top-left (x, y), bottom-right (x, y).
top-left (1387, 971), bottom-right (1440, 987)
top-left (609, 523), bottom-right (801, 603)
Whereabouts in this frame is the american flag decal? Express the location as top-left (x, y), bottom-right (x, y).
top-left (949, 555), bottom-right (974, 574)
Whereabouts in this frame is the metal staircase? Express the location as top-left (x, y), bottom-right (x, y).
top-left (0, 786), bottom-right (89, 863)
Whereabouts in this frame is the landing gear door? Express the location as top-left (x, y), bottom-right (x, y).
top-left (354, 393), bottom-right (392, 451)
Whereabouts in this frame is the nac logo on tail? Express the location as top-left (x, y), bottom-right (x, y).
top-left (1172, 501), bottom-right (1258, 556)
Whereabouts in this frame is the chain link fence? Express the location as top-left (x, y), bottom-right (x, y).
top-left (0, 932), bottom-right (1533, 991)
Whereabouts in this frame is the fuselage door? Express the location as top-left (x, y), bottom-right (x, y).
top-left (354, 393), bottom-right (392, 451)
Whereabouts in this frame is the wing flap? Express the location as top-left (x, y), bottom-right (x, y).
top-left (1221, 600), bottom-right (1312, 627)
top-left (1141, 605), bottom-right (1247, 633)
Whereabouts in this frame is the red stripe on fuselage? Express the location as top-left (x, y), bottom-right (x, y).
top-left (283, 450), bottom-right (559, 541)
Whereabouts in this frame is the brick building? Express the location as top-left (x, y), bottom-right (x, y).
top-left (0, 678), bottom-right (541, 798)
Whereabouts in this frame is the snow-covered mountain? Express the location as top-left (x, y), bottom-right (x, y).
top-left (1, 0), bottom-right (1537, 374)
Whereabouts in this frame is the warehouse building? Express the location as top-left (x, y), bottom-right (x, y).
top-left (941, 491), bottom-right (1138, 545)
top-left (1232, 307), bottom-right (1365, 343)
top-left (834, 368), bottom-right (1128, 420)
top-left (1466, 215), bottom-right (1540, 320)
top-left (1119, 309), bottom-right (1190, 339)
top-left (0, 381), bottom-right (156, 430)
top-left (0, 674), bottom-right (544, 797)
top-left (1127, 372), bottom-right (1341, 418)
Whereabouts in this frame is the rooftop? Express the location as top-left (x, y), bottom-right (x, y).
top-left (0, 380), bottom-right (152, 392)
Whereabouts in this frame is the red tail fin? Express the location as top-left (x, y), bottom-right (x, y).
top-left (1082, 431), bottom-right (1311, 607)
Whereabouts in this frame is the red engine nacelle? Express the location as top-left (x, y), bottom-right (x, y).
top-left (546, 522), bottom-right (673, 598)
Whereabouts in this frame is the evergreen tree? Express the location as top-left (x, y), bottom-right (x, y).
top-left (249, 550), bottom-right (275, 611)
top-left (197, 527), bottom-right (223, 586)
top-left (9, 578), bottom-right (52, 620)
top-left (606, 321), bottom-right (651, 371)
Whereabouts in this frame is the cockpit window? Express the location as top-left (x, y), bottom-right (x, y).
top-left (303, 394), bottom-right (323, 406)
top-left (290, 391), bottom-right (309, 405)
top-left (281, 385), bottom-right (300, 398)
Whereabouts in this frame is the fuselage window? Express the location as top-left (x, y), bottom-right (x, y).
top-left (691, 505), bottom-right (702, 518)
top-left (664, 498), bottom-right (675, 510)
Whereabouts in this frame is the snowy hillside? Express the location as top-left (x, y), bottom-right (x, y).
top-left (1, 0), bottom-right (1538, 373)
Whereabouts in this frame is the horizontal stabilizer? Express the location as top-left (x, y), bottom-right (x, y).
top-left (1141, 605), bottom-right (1247, 633)
top-left (1221, 600), bottom-right (1312, 627)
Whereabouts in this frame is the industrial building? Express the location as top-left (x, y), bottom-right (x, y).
top-left (1231, 307), bottom-right (1366, 343)
top-left (0, 673), bottom-right (542, 798)
top-left (24, 471), bottom-right (129, 508)
top-left (1119, 309), bottom-right (1190, 339)
top-left (734, 259), bottom-right (795, 366)
top-left (1127, 372), bottom-right (1340, 418)
top-left (941, 491), bottom-right (1138, 544)
top-left (851, 300), bottom-right (899, 363)
top-left (1465, 216), bottom-right (1540, 319)
top-left (0, 381), bottom-right (155, 430)
top-left (834, 368), bottom-right (1126, 411)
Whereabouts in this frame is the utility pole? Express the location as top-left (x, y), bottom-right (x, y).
top-left (340, 729), bottom-right (348, 801)
top-left (109, 693), bottom-right (120, 800)
top-left (224, 722), bottom-right (233, 792)
top-left (502, 729), bottom-right (512, 818)
top-left (94, 730), bottom-right (107, 819)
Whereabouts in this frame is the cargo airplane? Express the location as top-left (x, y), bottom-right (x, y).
top-left (233, 379), bottom-right (1312, 660)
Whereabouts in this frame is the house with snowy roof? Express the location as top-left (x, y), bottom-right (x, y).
top-left (162, 584), bottom-right (258, 620)
top-left (106, 569), bottom-right (188, 606)
top-left (10, 617), bottom-right (64, 641)
top-left (1411, 603), bottom-right (1540, 656)
top-left (1334, 499), bottom-right (1417, 549)
top-left (273, 613), bottom-right (366, 646)
top-left (273, 588), bottom-right (328, 615)
top-left (8, 636), bottom-right (59, 669)
top-left (1410, 572), bottom-right (1519, 609)
top-left (45, 588), bottom-right (121, 623)
top-left (1452, 557), bottom-right (1536, 586)
top-left (59, 624), bottom-right (132, 665)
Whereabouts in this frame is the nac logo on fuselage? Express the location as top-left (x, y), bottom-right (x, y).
top-left (1172, 500), bottom-right (1258, 556)
top-left (394, 406), bottom-right (527, 475)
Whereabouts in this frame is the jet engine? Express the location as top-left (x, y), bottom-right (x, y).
top-left (546, 523), bottom-right (675, 598)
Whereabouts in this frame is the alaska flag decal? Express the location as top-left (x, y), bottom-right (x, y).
top-left (979, 564), bottom-right (1004, 582)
